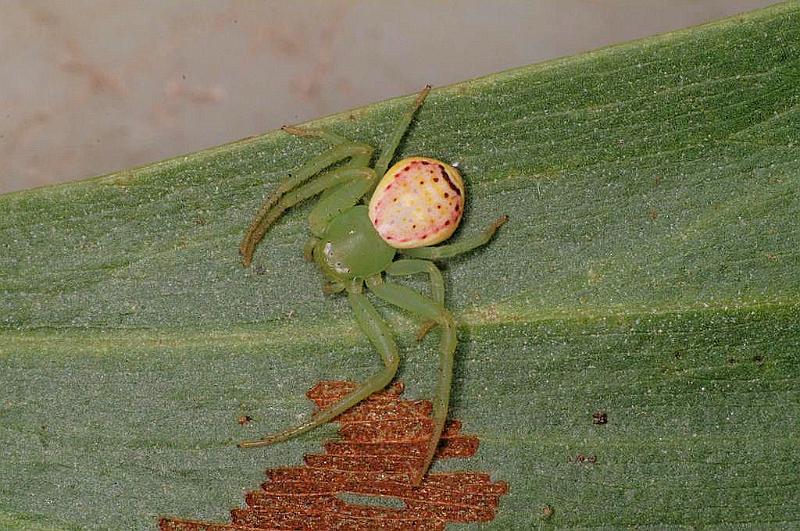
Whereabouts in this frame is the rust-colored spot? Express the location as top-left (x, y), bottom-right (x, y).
top-left (237, 415), bottom-right (254, 426)
top-left (592, 410), bottom-right (607, 425)
top-left (160, 380), bottom-right (508, 530)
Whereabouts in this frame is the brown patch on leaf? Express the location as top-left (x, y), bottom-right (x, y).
top-left (160, 380), bottom-right (508, 530)
top-left (574, 453), bottom-right (597, 464)
top-left (592, 410), bottom-right (608, 425)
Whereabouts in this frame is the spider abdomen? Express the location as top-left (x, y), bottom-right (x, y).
top-left (368, 157), bottom-right (465, 249)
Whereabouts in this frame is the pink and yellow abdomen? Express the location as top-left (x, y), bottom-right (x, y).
top-left (368, 157), bottom-right (465, 249)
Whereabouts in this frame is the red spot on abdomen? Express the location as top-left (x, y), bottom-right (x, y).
top-left (160, 381), bottom-right (508, 530)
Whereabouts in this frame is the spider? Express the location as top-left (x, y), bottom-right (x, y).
top-left (238, 85), bottom-right (507, 484)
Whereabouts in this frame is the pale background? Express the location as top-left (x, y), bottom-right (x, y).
top-left (0, 0), bottom-right (780, 194)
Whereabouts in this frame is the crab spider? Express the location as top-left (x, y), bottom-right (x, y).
top-left (238, 85), bottom-right (507, 484)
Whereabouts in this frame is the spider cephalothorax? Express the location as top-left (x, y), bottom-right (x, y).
top-left (238, 86), bottom-right (507, 484)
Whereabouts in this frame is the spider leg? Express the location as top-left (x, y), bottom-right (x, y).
top-left (386, 259), bottom-right (444, 341)
top-left (373, 85), bottom-right (431, 179)
top-left (240, 166), bottom-right (374, 266)
top-left (401, 215), bottom-right (509, 261)
top-left (302, 237), bottom-right (319, 262)
top-left (322, 281), bottom-right (345, 294)
top-left (240, 141), bottom-right (373, 266)
top-left (282, 125), bottom-right (372, 168)
top-left (365, 274), bottom-right (456, 485)
top-left (308, 169), bottom-right (377, 235)
top-left (281, 125), bottom-right (349, 145)
top-left (238, 285), bottom-right (399, 450)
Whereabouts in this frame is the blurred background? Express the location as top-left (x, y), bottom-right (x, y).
top-left (0, 0), bottom-right (780, 194)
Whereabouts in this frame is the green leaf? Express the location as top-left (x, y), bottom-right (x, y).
top-left (2, 3), bottom-right (799, 528)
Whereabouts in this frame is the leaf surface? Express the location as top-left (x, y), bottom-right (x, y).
top-left (1, 3), bottom-right (799, 529)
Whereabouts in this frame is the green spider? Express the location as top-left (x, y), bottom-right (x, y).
top-left (238, 86), bottom-right (507, 484)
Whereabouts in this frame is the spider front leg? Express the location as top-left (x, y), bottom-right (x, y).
top-left (366, 275), bottom-right (457, 485)
top-left (302, 237), bottom-right (319, 262)
top-left (239, 284), bottom-right (399, 450)
top-left (240, 165), bottom-right (374, 266)
top-left (282, 125), bottom-right (373, 169)
top-left (240, 135), bottom-right (373, 266)
top-left (373, 85), bottom-right (431, 179)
